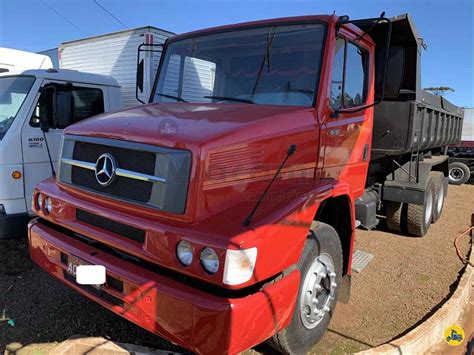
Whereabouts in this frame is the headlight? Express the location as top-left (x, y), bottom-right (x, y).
top-left (36, 193), bottom-right (43, 210)
top-left (44, 197), bottom-right (52, 214)
top-left (176, 240), bottom-right (193, 266)
top-left (200, 247), bottom-right (219, 274)
top-left (223, 247), bottom-right (258, 285)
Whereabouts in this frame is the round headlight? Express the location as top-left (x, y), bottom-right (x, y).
top-left (44, 197), bottom-right (52, 214)
top-left (36, 193), bottom-right (43, 210)
top-left (200, 248), bottom-right (219, 274)
top-left (176, 240), bottom-right (193, 266)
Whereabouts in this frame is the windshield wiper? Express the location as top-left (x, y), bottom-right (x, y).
top-left (252, 27), bottom-right (277, 95)
top-left (204, 95), bottom-right (256, 104)
top-left (156, 93), bottom-right (188, 103)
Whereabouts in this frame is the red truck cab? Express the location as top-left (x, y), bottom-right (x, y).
top-left (30, 14), bottom-right (380, 354)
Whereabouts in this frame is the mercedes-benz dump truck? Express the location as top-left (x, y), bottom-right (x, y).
top-left (28, 13), bottom-right (463, 354)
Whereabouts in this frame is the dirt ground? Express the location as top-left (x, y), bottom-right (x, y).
top-left (312, 183), bottom-right (473, 354)
top-left (1, 184), bottom-right (473, 354)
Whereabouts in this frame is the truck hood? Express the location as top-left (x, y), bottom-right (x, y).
top-left (64, 103), bottom-right (314, 149)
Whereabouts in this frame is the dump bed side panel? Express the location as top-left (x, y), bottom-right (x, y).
top-left (371, 99), bottom-right (464, 160)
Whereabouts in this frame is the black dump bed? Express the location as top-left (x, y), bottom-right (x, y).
top-left (371, 92), bottom-right (464, 158)
top-left (356, 14), bottom-right (464, 160)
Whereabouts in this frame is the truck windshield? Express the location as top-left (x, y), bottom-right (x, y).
top-left (0, 76), bottom-right (35, 140)
top-left (153, 23), bottom-right (326, 107)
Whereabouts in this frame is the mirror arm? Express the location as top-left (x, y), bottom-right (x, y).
top-left (136, 42), bottom-right (164, 104)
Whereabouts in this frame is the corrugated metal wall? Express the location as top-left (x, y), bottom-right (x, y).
top-left (161, 55), bottom-right (216, 103)
top-left (60, 28), bottom-right (172, 108)
top-left (463, 108), bottom-right (474, 140)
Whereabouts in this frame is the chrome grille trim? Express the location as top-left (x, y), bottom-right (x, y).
top-left (61, 158), bottom-right (167, 184)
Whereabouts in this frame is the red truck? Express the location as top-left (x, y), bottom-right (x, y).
top-left (28, 13), bottom-right (463, 354)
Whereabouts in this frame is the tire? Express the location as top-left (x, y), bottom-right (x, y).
top-left (385, 201), bottom-right (403, 233)
top-left (266, 222), bottom-right (343, 354)
top-left (430, 172), bottom-right (445, 223)
top-left (448, 162), bottom-right (470, 185)
top-left (406, 177), bottom-right (435, 237)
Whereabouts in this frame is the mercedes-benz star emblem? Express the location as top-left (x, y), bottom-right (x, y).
top-left (95, 153), bottom-right (117, 186)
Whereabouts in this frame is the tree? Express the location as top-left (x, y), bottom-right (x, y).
top-left (423, 86), bottom-right (455, 97)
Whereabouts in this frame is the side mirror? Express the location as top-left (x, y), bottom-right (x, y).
top-left (136, 42), bottom-right (163, 104)
top-left (54, 91), bottom-right (75, 128)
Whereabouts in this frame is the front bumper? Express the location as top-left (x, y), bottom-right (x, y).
top-left (0, 212), bottom-right (30, 239)
top-left (28, 219), bottom-right (300, 354)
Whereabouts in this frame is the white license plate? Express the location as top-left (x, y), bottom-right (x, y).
top-left (67, 255), bottom-right (106, 287)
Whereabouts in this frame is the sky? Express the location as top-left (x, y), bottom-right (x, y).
top-left (1, 0), bottom-right (473, 107)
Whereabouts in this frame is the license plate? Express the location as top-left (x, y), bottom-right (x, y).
top-left (66, 255), bottom-right (105, 289)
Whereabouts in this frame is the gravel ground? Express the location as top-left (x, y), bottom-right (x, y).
top-left (1, 184), bottom-right (472, 354)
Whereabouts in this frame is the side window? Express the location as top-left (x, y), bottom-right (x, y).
top-left (71, 87), bottom-right (104, 122)
top-left (30, 85), bottom-right (104, 129)
top-left (330, 38), bottom-right (345, 109)
top-left (344, 43), bottom-right (368, 107)
top-left (330, 38), bottom-right (368, 110)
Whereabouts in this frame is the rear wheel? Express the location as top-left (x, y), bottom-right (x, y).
top-left (448, 162), bottom-right (470, 185)
top-left (430, 172), bottom-right (445, 223)
top-left (266, 222), bottom-right (342, 354)
top-left (385, 201), bottom-right (403, 233)
top-left (406, 177), bottom-right (435, 237)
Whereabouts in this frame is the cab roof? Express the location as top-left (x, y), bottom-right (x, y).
top-left (0, 68), bottom-right (120, 87)
top-left (169, 15), bottom-right (336, 42)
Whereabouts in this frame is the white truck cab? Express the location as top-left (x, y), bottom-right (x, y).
top-left (0, 69), bottom-right (122, 237)
top-left (0, 48), bottom-right (53, 72)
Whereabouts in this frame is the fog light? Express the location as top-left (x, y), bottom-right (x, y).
top-left (36, 193), bottom-right (43, 210)
top-left (176, 240), bottom-right (193, 266)
top-left (200, 247), bottom-right (219, 274)
top-left (44, 197), bottom-right (52, 214)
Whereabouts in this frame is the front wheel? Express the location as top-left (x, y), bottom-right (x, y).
top-left (266, 222), bottom-right (342, 354)
top-left (448, 162), bottom-right (470, 185)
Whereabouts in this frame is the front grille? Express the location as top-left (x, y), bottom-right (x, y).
top-left (72, 168), bottom-right (153, 203)
top-left (71, 142), bottom-right (155, 203)
top-left (60, 136), bottom-right (192, 213)
top-left (76, 209), bottom-right (145, 244)
top-left (73, 141), bottom-right (156, 174)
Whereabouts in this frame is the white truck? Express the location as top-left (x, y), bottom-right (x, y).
top-left (0, 68), bottom-right (123, 238)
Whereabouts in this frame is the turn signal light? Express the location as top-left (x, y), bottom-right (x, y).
top-left (11, 171), bottom-right (22, 179)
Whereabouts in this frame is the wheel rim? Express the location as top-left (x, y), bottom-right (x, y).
top-left (299, 253), bottom-right (337, 329)
top-left (450, 167), bottom-right (464, 182)
top-left (425, 189), bottom-right (433, 225)
top-left (437, 183), bottom-right (444, 214)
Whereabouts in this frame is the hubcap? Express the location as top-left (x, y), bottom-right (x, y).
top-left (425, 189), bottom-right (433, 225)
top-left (450, 167), bottom-right (464, 182)
top-left (299, 253), bottom-right (337, 329)
top-left (437, 183), bottom-right (444, 214)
